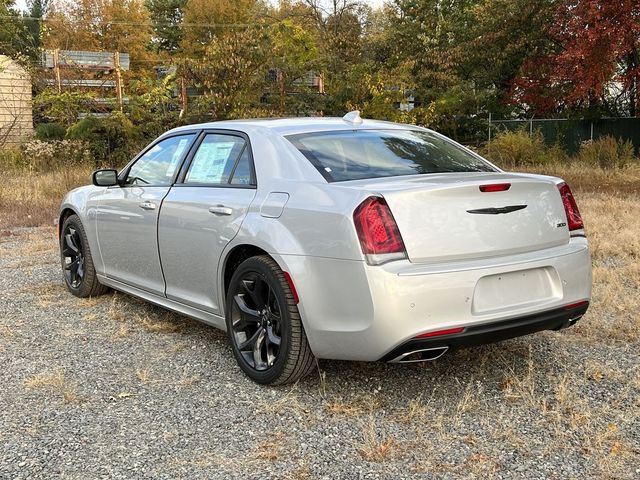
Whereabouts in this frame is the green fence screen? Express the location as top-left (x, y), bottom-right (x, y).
top-left (488, 117), bottom-right (640, 154)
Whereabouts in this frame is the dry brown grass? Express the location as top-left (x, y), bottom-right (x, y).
top-left (358, 418), bottom-right (396, 462)
top-left (256, 432), bottom-right (288, 461)
top-left (512, 163), bottom-right (640, 344)
top-left (24, 369), bottom-right (78, 403)
top-left (139, 313), bottom-right (184, 334)
top-left (515, 161), bottom-right (640, 195)
top-left (573, 193), bottom-right (639, 342)
top-left (325, 394), bottom-right (384, 416)
top-left (0, 167), bottom-right (93, 229)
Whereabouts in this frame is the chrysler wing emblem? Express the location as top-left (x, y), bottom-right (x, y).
top-left (466, 205), bottom-right (527, 215)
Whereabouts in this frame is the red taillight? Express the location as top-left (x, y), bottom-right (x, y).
top-left (479, 183), bottom-right (511, 192)
top-left (414, 327), bottom-right (465, 339)
top-left (557, 182), bottom-right (584, 231)
top-left (353, 196), bottom-right (407, 265)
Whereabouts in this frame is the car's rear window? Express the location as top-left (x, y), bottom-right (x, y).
top-left (287, 129), bottom-right (496, 182)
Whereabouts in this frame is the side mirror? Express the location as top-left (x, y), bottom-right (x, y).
top-left (92, 169), bottom-right (119, 187)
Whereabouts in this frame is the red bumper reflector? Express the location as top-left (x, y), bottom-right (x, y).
top-left (479, 183), bottom-right (511, 192)
top-left (283, 271), bottom-right (299, 304)
top-left (564, 300), bottom-right (588, 310)
top-left (414, 327), bottom-right (465, 339)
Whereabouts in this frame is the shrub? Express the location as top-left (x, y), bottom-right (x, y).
top-left (33, 90), bottom-right (95, 127)
top-left (484, 129), bottom-right (548, 167)
top-left (577, 136), bottom-right (636, 170)
top-left (66, 113), bottom-right (144, 167)
top-left (35, 123), bottom-right (66, 141)
top-left (19, 140), bottom-right (91, 171)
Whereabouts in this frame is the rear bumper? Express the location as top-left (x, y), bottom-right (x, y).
top-left (379, 301), bottom-right (589, 362)
top-left (273, 237), bottom-right (592, 362)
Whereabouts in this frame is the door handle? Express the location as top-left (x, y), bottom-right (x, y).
top-left (209, 205), bottom-right (233, 216)
top-left (139, 201), bottom-right (156, 210)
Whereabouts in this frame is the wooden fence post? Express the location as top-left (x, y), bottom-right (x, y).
top-left (53, 49), bottom-right (62, 93)
top-left (114, 52), bottom-right (123, 111)
top-left (180, 76), bottom-right (188, 116)
top-left (488, 112), bottom-right (492, 154)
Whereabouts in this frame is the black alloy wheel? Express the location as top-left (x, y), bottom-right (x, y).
top-left (62, 225), bottom-right (85, 289)
top-left (225, 255), bottom-right (315, 385)
top-left (59, 214), bottom-right (108, 298)
top-left (231, 272), bottom-right (283, 371)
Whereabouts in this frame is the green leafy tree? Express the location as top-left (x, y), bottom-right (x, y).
top-left (180, 27), bottom-right (270, 119)
top-left (458, 0), bottom-right (556, 115)
top-left (180, 0), bottom-right (263, 55)
top-left (0, 0), bottom-right (33, 59)
top-left (145, 0), bottom-right (186, 54)
top-left (269, 19), bottom-right (318, 114)
top-left (24, 0), bottom-right (50, 57)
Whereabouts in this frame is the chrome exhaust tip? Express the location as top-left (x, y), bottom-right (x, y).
top-left (389, 346), bottom-right (449, 363)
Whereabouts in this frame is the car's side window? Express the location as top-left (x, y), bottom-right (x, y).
top-left (230, 147), bottom-right (253, 185)
top-left (185, 133), bottom-right (253, 186)
top-left (124, 134), bottom-right (195, 186)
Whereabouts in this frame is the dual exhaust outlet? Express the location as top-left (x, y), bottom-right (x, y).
top-left (389, 346), bottom-right (449, 363)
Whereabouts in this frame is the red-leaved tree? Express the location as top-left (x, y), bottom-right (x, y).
top-left (511, 0), bottom-right (640, 116)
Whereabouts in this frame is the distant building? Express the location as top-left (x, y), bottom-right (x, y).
top-left (0, 55), bottom-right (33, 145)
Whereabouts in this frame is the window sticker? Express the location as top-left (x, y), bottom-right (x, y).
top-left (187, 141), bottom-right (237, 183)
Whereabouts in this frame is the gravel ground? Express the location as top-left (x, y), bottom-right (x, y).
top-left (0, 227), bottom-right (638, 479)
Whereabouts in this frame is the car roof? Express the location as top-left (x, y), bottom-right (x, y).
top-left (166, 117), bottom-right (428, 137)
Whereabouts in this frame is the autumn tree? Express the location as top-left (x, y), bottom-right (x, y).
top-left (180, 0), bottom-right (263, 55)
top-left (269, 19), bottom-right (318, 113)
top-left (179, 26), bottom-right (271, 118)
top-left (455, 0), bottom-right (556, 114)
top-left (512, 0), bottom-right (640, 117)
top-left (44, 0), bottom-right (154, 75)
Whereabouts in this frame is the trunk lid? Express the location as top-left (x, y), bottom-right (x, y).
top-left (342, 173), bottom-right (570, 264)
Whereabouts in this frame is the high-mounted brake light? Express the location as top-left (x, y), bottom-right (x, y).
top-left (557, 182), bottom-right (584, 231)
top-left (479, 183), bottom-right (511, 192)
top-left (353, 196), bottom-right (407, 265)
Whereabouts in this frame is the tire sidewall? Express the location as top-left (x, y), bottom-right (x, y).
top-left (225, 258), bottom-right (293, 385)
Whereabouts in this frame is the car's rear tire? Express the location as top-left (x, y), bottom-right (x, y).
top-left (60, 214), bottom-right (109, 298)
top-left (225, 255), bottom-right (315, 385)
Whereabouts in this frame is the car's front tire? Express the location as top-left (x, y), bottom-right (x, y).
top-left (60, 214), bottom-right (109, 298)
top-left (225, 255), bottom-right (315, 385)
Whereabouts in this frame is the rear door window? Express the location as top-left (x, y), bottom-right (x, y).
top-left (184, 134), bottom-right (254, 186)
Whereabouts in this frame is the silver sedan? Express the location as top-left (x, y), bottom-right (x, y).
top-left (59, 113), bottom-right (591, 384)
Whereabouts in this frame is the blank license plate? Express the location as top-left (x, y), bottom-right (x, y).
top-left (472, 267), bottom-right (561, 314)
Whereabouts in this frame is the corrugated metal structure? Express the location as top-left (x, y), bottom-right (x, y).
top-left (41, 50), bottom-right (130, 71)
top-left (40, 49), bottom-right (130, 113)
top-left (0, 55), bottom-right (33, 146)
